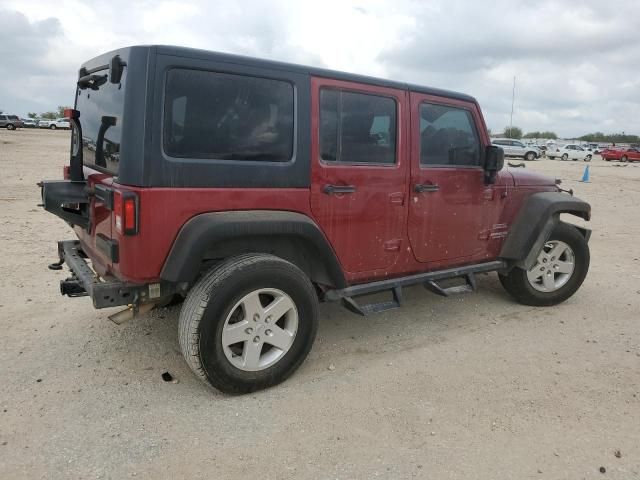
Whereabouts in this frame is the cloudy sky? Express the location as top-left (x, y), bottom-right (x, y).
top-left (1, 0), bottom-right (638, 137)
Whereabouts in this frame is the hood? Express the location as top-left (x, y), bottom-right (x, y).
top-left (509, 169), bottom-right (556, 187)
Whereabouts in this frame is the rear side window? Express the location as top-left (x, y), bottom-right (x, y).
top-left (320, 89), bottom-right (396, 165)
top-left (164, 69), bottom-right (294, 162)
top-left (420, 103), bottom-right (480, 166)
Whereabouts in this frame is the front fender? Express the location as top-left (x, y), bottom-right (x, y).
top-left (500, 192), bottom-right (591, 270)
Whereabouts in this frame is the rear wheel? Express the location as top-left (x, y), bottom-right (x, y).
top-left (499, 223), bottom-right (589, 306)
top-left (6, 124), bottom-right (15, 130)
top-left (621, 155), bottom-right (628, 163)
top-left (178, 254), bottom-right (319, 394)
top-left (525, 151), bottom-right (536, 161)
top-left (49, 124), bottom-right (57, 130)
top-left (585, 155), bottom-right (592, 162)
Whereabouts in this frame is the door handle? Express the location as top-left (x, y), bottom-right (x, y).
top-left (323, 184), bottom-right (357, 195)
top-left (414, 183), bottom-right (439, 193)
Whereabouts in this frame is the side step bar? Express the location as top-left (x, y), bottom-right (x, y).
top-left (424, 272), bottom-right (477, 297)
top-left (325, 260), bottom-right (506, 316)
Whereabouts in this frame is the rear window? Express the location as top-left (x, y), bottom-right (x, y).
top-left (163, 69), bottom-right (294, 162)
top-left (75, 68), bottom-right (125, 175)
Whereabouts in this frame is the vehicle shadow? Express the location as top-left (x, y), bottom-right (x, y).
top-left (114, 272), bottom-right (522, 394)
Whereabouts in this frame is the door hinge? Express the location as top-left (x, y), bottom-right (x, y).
top-left (389, 192), bottom-right (404, 205)
top-left (384, 239), bottom-right (402, 252)
top-left (478, 224), bottom-right (509, 241)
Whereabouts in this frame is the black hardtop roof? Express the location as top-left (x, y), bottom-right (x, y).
top-left (86, 45), bottom-right (477, 103)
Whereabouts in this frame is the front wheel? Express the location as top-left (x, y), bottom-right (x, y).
top-left (562, 154), bottom-right (569, 161)
top-left (178, 254), bottom-right (319, 394)
top-left (49, 124), bottom-right (57, 130)
top-left (585, 155), bottom-right (592, 162)
top-left (499, 223), bottom-right (589, 306)
top-left (525, 151), bottom-right (536, 161)
top-left (6, 124), bottom-right (15, 130)
top-left (621, 155), bottom-right (628, 163)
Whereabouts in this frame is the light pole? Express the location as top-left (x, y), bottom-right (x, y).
top-left (509, 76), bottom-right (515, 137)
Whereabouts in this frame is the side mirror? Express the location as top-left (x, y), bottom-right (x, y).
top-left (484, 145), bottom-right (504, 184)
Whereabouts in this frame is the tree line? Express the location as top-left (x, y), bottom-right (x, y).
top-left (500, 126), bottom-right (638, 143)
top-left (26, 106), bottom-right (71, 120)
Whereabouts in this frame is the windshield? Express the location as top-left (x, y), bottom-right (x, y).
top-left (75, 67), bottom-right (125, 175)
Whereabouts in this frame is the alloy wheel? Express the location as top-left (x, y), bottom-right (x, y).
top-left (526, 240), bottom-right (575, 292)
top-left (221, 288), bottom-right (298, 372)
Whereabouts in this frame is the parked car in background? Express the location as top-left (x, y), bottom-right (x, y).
top-left (0, 114), bottom-right (24, 130)
top-left (547, 144), bottom-right (592, 162)
top-left (38, 118), bottom-right (71, 130)
top-left (492, 138), bottom-right (540, 160)
top-left (602, 148), bottom-right (640, 162)
top-left (587, 143), bottom-right (601, 153)
top-left (600, 147), bottom-right (623, 161)
top-left (22, 118), bottom-right (38, 128)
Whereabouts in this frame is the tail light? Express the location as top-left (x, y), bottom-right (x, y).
top-left (113, 190), bottom-right (139, 235)
top-left (63, 165), bottom-right (71, 180)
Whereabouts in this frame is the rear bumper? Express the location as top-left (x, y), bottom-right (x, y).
top-left (56, 240), bottom-right (170, 309)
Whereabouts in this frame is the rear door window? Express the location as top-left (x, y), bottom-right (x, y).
top-left (319, 89), bottom-right (396, 165)
top-left (163, 69), bottom-right (294, 162)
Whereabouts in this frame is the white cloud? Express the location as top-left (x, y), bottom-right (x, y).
top-left (1, 0), bottom-right (638, 137)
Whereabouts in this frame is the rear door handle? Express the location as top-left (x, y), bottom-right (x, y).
top-left (414, 183), bottom-right (439, 193)
top-left (323, 184), bottom-right (357, 195)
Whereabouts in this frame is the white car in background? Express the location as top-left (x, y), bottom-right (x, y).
top-left (547, 144), bottom-right (592, 162)
top-left (491, 138), bottom-right (541, 161)
top-left (38, 118), bottom-right (70, 130)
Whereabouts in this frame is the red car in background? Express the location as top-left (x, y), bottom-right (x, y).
top-left (601, 147), bottom-right (640, 162)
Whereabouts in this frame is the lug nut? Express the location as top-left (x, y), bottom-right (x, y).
top-left (265, 329), bottom-right (273, 336)
top-left (253, 336), bottom-right (260, 343)
top-left (542, 258), bottom-right (548, 263)
top-left (253, 313), bottom-right (260, 322)
top-left (245, 327), bottom-right (253, 334)
top-left (265, 316), bottom-right (272, 324)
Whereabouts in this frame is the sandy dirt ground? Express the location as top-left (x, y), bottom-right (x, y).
top-left (0, 128), bottom-right (639, 479)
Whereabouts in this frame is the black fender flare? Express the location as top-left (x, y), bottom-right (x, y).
top-left (499, 192), bottom-right (591, 270)
top-left (160, 210), bottom-right (347, 288)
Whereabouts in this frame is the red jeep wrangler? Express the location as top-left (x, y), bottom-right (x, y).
top-left (41, 46), bottom-right (591, 393)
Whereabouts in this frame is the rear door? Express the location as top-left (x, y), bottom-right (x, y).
top-left (407, 93), bottom-right (506, 266)
top-left (72, 61), bottom-right (127, 275)
top-left (309, 77), bottom-right (408, 277)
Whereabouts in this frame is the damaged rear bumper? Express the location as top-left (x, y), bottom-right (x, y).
top-left (55, 240), bottom-right (171, 309)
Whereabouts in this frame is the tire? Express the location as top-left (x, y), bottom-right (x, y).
top-left (49, 124), bottom-right (56, 130)
top-left (562, 154), bottom-right (568, 161)
top-left (178, 253), bottom-right (319, 394)
top-left (525, 151), bottom-right (536, 161)
top-left (6, 124), bottom-right (15, 130)
top-left (499, 223), bottom-right (589, 307)
top-left (585, 155), bottom-right (592, 162)
top-left (621, 155), bottom-right (628, 163)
